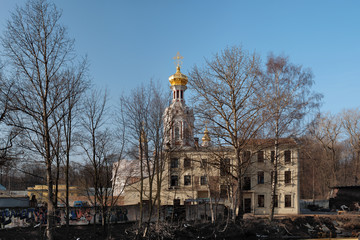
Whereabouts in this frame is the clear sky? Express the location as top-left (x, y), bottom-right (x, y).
top-left (0, 0), bottom-right (359, 114)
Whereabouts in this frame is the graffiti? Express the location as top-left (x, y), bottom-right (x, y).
top-left (0, 206), bottom-right (130, 229)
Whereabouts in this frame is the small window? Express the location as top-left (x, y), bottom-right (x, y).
top-left (285, 195), bottom-right (292, 208)
top-left (271, 171), bottom-right (278, 184)
top-left (175, 127), bottom-right (180, 141)
top-left (271, 151), bottom-right (275, 163)
top-left (273, 195), bottom-right (278, 208)
top-left (180, 90), bottom-right (183, 99)
top-left (220, 185), bottom-right (228, 199)
top-left (258, 151), bottom-right (264, 163)
top-left (257, 171), bottom-right (264, 184)
top-left (184, 158), bottom-right (191, 168)
top-left (284, 150), bottom-right (291, 164)
top-left (243, 176), bottom-right (251, 190)
top-left (243, 151), bottom-right (251, 161)
top-left (201, 159), bottom-right (208, 168)
top-left (200, 176), bottom-right (207, 185)
top-left (170, 175), bottom-right (178, 187)
top-left (171, 158), bottom-right (179, 168)
top-left (258, 195), bottom-right (265, 207)
top-left (184, 175), bottom-right (191, 186)
top-left (220, 158), bottom-right (230, 176)
top-left (285, 171), bottom-right (291, 184)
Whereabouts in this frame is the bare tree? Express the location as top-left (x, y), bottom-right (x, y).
top-left (188, 46), bottom-right (266, 220)
top-left (120, 80), bottom-right (169, 233)
top-left (309, 113), bottom-right (342, 188)
top-left (341, 108), bottom-right (360, 184)
top-left (262, 54), bottom-right (322, 220)
top-left (0, 0), bottom-right (82, 238)
top-left (0, 69), bottom-right (18, 169)
top-left (78, 89), bottom-right (109, 234)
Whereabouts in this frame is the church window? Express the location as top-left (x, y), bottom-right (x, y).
top-left (173, 91), bottom-right (175, 99)
top-left (175, 126), bottom-right (180, 141)
top-left (201, 159), bottom-right (208, 168)
top-left (170, 175), bottom-right (179, 187)
top-left (176, 90), bottom-right (179, 99)
top-left (180, 90), bottom-right (183, 99)
top-left (184, 175), bottom-right (191, 186)
top-left (184, 158), bottom-right (191, 168)
top-left (258, 151), bottom-right (264, 163)
top-left (243, 151), bottom-right (251, 161)
top-left (171, 158), bottom-right (179, 168)
top-left (220, 158), bottom-right (230, 176)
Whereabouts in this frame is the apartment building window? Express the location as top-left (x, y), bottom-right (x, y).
top-left (184, 175), bottom-right (191, 186)
top-left (258, 151), bottom-right (264, 163)
top-left (285, 171), bottom-right (291, 184)
top-left (243, 151), bottom-right (251, 161)
top-left (184, 158), bottom-right (191, 168)
top-left (200, 176), bottom-right (207, 185)
top-left (243, 176), bottom-right (251, 190)
top-left (284, 150), bottom-right (291, 164)
top-left (220, 185), bottom-right (228, 199)
top-left (271, 151), bottom-right (275, 163)
top-left (273, 195), bottom-right (279, 208)
top-left (271, 171), bottom-right (278, 184)
top-left (285, 195), bottom-right (292, 207)
top-left (171, 158), bottom-right (179, 168)
top-left (257, 171), bottom-right (264, 184)
top-left (220, 158), bottom-right (230, 176)
top-left (258, 195), bottom-right (265, 207)
top-left (170, 175), bottom-right (178, 187)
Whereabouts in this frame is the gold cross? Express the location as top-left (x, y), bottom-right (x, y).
top-left (204, 120), bottom-right (209, 128)
top-left (173, 52), bottom-right (184, 67)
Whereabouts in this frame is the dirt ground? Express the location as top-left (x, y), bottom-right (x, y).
top-left (1, 214), bottom-right (360, 239)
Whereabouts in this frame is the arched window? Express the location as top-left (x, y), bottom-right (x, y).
top-left (175, 126), bottom-right (180, 141)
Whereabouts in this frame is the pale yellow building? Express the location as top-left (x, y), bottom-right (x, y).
top-left (118, 57), bottom-right (300, 216)
top-left (27, 184), bottom-right (83, 206)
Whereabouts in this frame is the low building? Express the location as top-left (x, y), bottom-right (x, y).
top-left (27, 184), bottom-right (83, 206)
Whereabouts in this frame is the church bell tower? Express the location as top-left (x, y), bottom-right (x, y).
top-left (164, 52), bottom-right (195, 147)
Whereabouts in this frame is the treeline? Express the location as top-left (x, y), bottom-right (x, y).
top-left (300, 109), bottom-right (360, 200)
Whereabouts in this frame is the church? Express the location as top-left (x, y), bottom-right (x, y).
top-left (115, 56), bottom-right (300, 216)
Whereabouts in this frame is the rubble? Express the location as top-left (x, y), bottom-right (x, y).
top-left (0, 214), bottom-right (360, 239)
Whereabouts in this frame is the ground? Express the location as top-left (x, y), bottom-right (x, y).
top-left (1, 214), bottom-right (360, 239)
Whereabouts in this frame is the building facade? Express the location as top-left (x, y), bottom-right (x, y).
top-left (119, 59), bottom-right (300, 215)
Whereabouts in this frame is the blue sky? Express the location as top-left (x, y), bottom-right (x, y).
top-left (0, 0), bottom-right (359, 113)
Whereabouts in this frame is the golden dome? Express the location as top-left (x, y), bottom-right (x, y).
top-left (169, 66), bottom-right (188, 86)
top-left (202, 126), bottom-right (211, 142)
